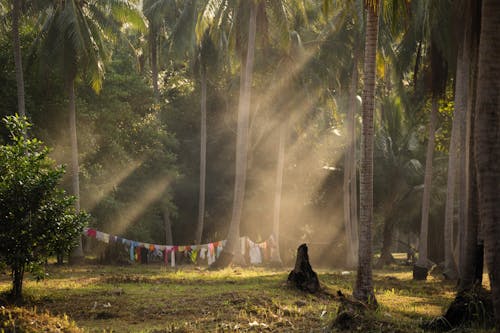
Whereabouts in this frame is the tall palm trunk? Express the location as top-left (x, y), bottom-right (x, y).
top-left (68, 77), bottom-right (83, 261)
top-left (458, 0), bottom-right (482, 293)
top-left (150, 27), bottom-right (159, 99)
top-left (444, 43), bottom-right (468, 280)
top-left (270, 121), bottom-right (286, 265)
top-left (343, 51), bottom-right (359, 269)
top-left (195, 69), bottom-right (207, 245)
top-left (414, 96), bottom-right (438, 280)
top-left (474, 0), bottom-right (500, 328)
top-left (213, 1), bottom-right (257, 267)
top-left (353, 1), bottom-right (378, 305)
top-left (12, 0), bottom-right (26, 118)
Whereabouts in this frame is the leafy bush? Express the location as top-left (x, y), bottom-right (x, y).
top-left (0, 115), bottom-right (88, 299)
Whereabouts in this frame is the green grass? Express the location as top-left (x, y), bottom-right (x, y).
top-left (0, 263), bottom-right (494, 332)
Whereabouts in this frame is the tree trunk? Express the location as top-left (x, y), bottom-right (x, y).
top-left (414, 96), bottom-right (438, 280)
top-left (163, 209), bottom-right (173, 245)
top-left (343, 50), bottom-right (359, 269)
top-left (12, 0), bottom-right (26, 118)
top-left (212, 2), bottom-right (257, 268)
top-left (68, 77), bottom-right (84, 262)
top-left (475, 1), bottom-right (500, 329)
top-left (150, 27), bottom-right (159, 100)
top-left (444, 41), bottom-right (468, 280)
top-left (270, 121), bottom-right (286, 265)
top-left (195, 70), bottom-right (207, 245)
top-left (353, 1), bottom-right (378, 305)
top-left (11, 264), bottom-right (24, 300)
top-left (375, 219), bottom-right (396, 268)
top-left (459, 0), bottom-right (482, 292)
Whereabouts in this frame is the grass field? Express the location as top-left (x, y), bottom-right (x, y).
top-left (0, 261), bottom-right (494, 332)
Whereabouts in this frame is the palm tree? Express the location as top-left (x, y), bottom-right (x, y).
top-left (474, 0), bottom-right (500, 327)
top-left (413, 95), bottom-right (438, 280)
top-left (204, 0), bottom-right (290, 267)
top-left (353, 0), bottom-right (379, 305)
top-left (343, 44), bottom-right (360, 269)
top-left (194, 28), bottom-right (218, 245)
top-left (37, 0), bottom-right (144, 261)
top-left (220, 0), bottom-right (258, 266)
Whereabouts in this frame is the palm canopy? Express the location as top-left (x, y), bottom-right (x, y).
top-left (36, 0), bottom-right (145, 92)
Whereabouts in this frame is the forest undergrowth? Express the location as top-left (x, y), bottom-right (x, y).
top-left (0, 260), bottom-right (493, 332)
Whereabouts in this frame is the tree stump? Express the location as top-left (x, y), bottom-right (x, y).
top-left (412, 264), bottom-right (428, 280)
top-left (287, 244), bottom-right (320, 293)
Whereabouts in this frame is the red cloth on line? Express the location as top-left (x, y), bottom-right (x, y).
top-left (86, 229), bottom-right (97, 238)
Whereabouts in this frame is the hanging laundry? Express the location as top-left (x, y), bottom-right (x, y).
top-left (96, 231), bottom-right (109, 244)
top-left (130, 242), bottom-right (135, 262)
top-left (136, 246), bottom-right (141, 262)
top-left (249, 242), bottom-right (262, 264)
top-left (86, 228), bottom-right (97, 238)
top-left (216, 244), bottom-right (223, 258)
top-left (170, 250), bottom-right (175, 267)
top-left (199, 248), bottom-right (207, 260)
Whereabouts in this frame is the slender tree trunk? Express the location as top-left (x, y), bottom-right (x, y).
top-left (353, 1), bottom-right (378, 305)
top-left (150, 27), bottom-right (159, 100)
top-left (475, 1), bottom-right (500, 329)
top-left (414, 96), bottom-right (438, 280)
top-left (68, 77), bottom-right (83, 262)
top-left (195, 70), bottom-right (207, 245)
top-left (214, 1), bottom-right (257, 268)
top-left (375, 219), bottom-right (396, 268)
top-left (444, 43), bottom-right (468, 280)
top-left (11, 264), bottom-right (24, 300)
top-left (270, 121), bottom-right (286, 265)
top-left (12, 0), bottom-right (26, 118)
top-left (344, 51), bottom-right (359, 269)
top-left (163, 209), bottom-right (173, 245)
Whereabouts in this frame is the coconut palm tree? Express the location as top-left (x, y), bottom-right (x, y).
top-left (193, 28), bottom-right (219, 245)
top-left (353, 0), bottom-right (379, 305)
top-left (201, 0), bottom-right (290, 268)
top-left (37, 0), bottom-right (144, 261)
top-left (474, 0), bottom-right (500, 327)
top-left (413, 95), bottom-right (438, 280)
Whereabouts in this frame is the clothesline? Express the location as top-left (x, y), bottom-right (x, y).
top-left (82, 227), bottom-right (272, 267)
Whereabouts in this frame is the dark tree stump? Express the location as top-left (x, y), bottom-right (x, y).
top-left (412, 264), bottom-right (428, 280)
top-left (287, 244), bottom-right (320, 293)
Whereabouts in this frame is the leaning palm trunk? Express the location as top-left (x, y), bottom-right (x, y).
top-left (413, 96), bottom-right (438, 280)
top-left (343, 51), bottom-right (359, 269)
top-left (12, 0), bottom-right (26, 118)
top-left (195, 70), bottom-right (207, 245)
top-left (68, 77), bottom-right (84, 261)
top-left (212, 2), bottom-right (257, 268)
top-left (353, 0), bottom-right (378, 305)
top-left (270, 121), bottom-right (287, 265)
top-left (474, 0), bottom-right (500, 328)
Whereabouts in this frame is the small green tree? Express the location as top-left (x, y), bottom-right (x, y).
top-left (0, 115), bottom-right (88, 300)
